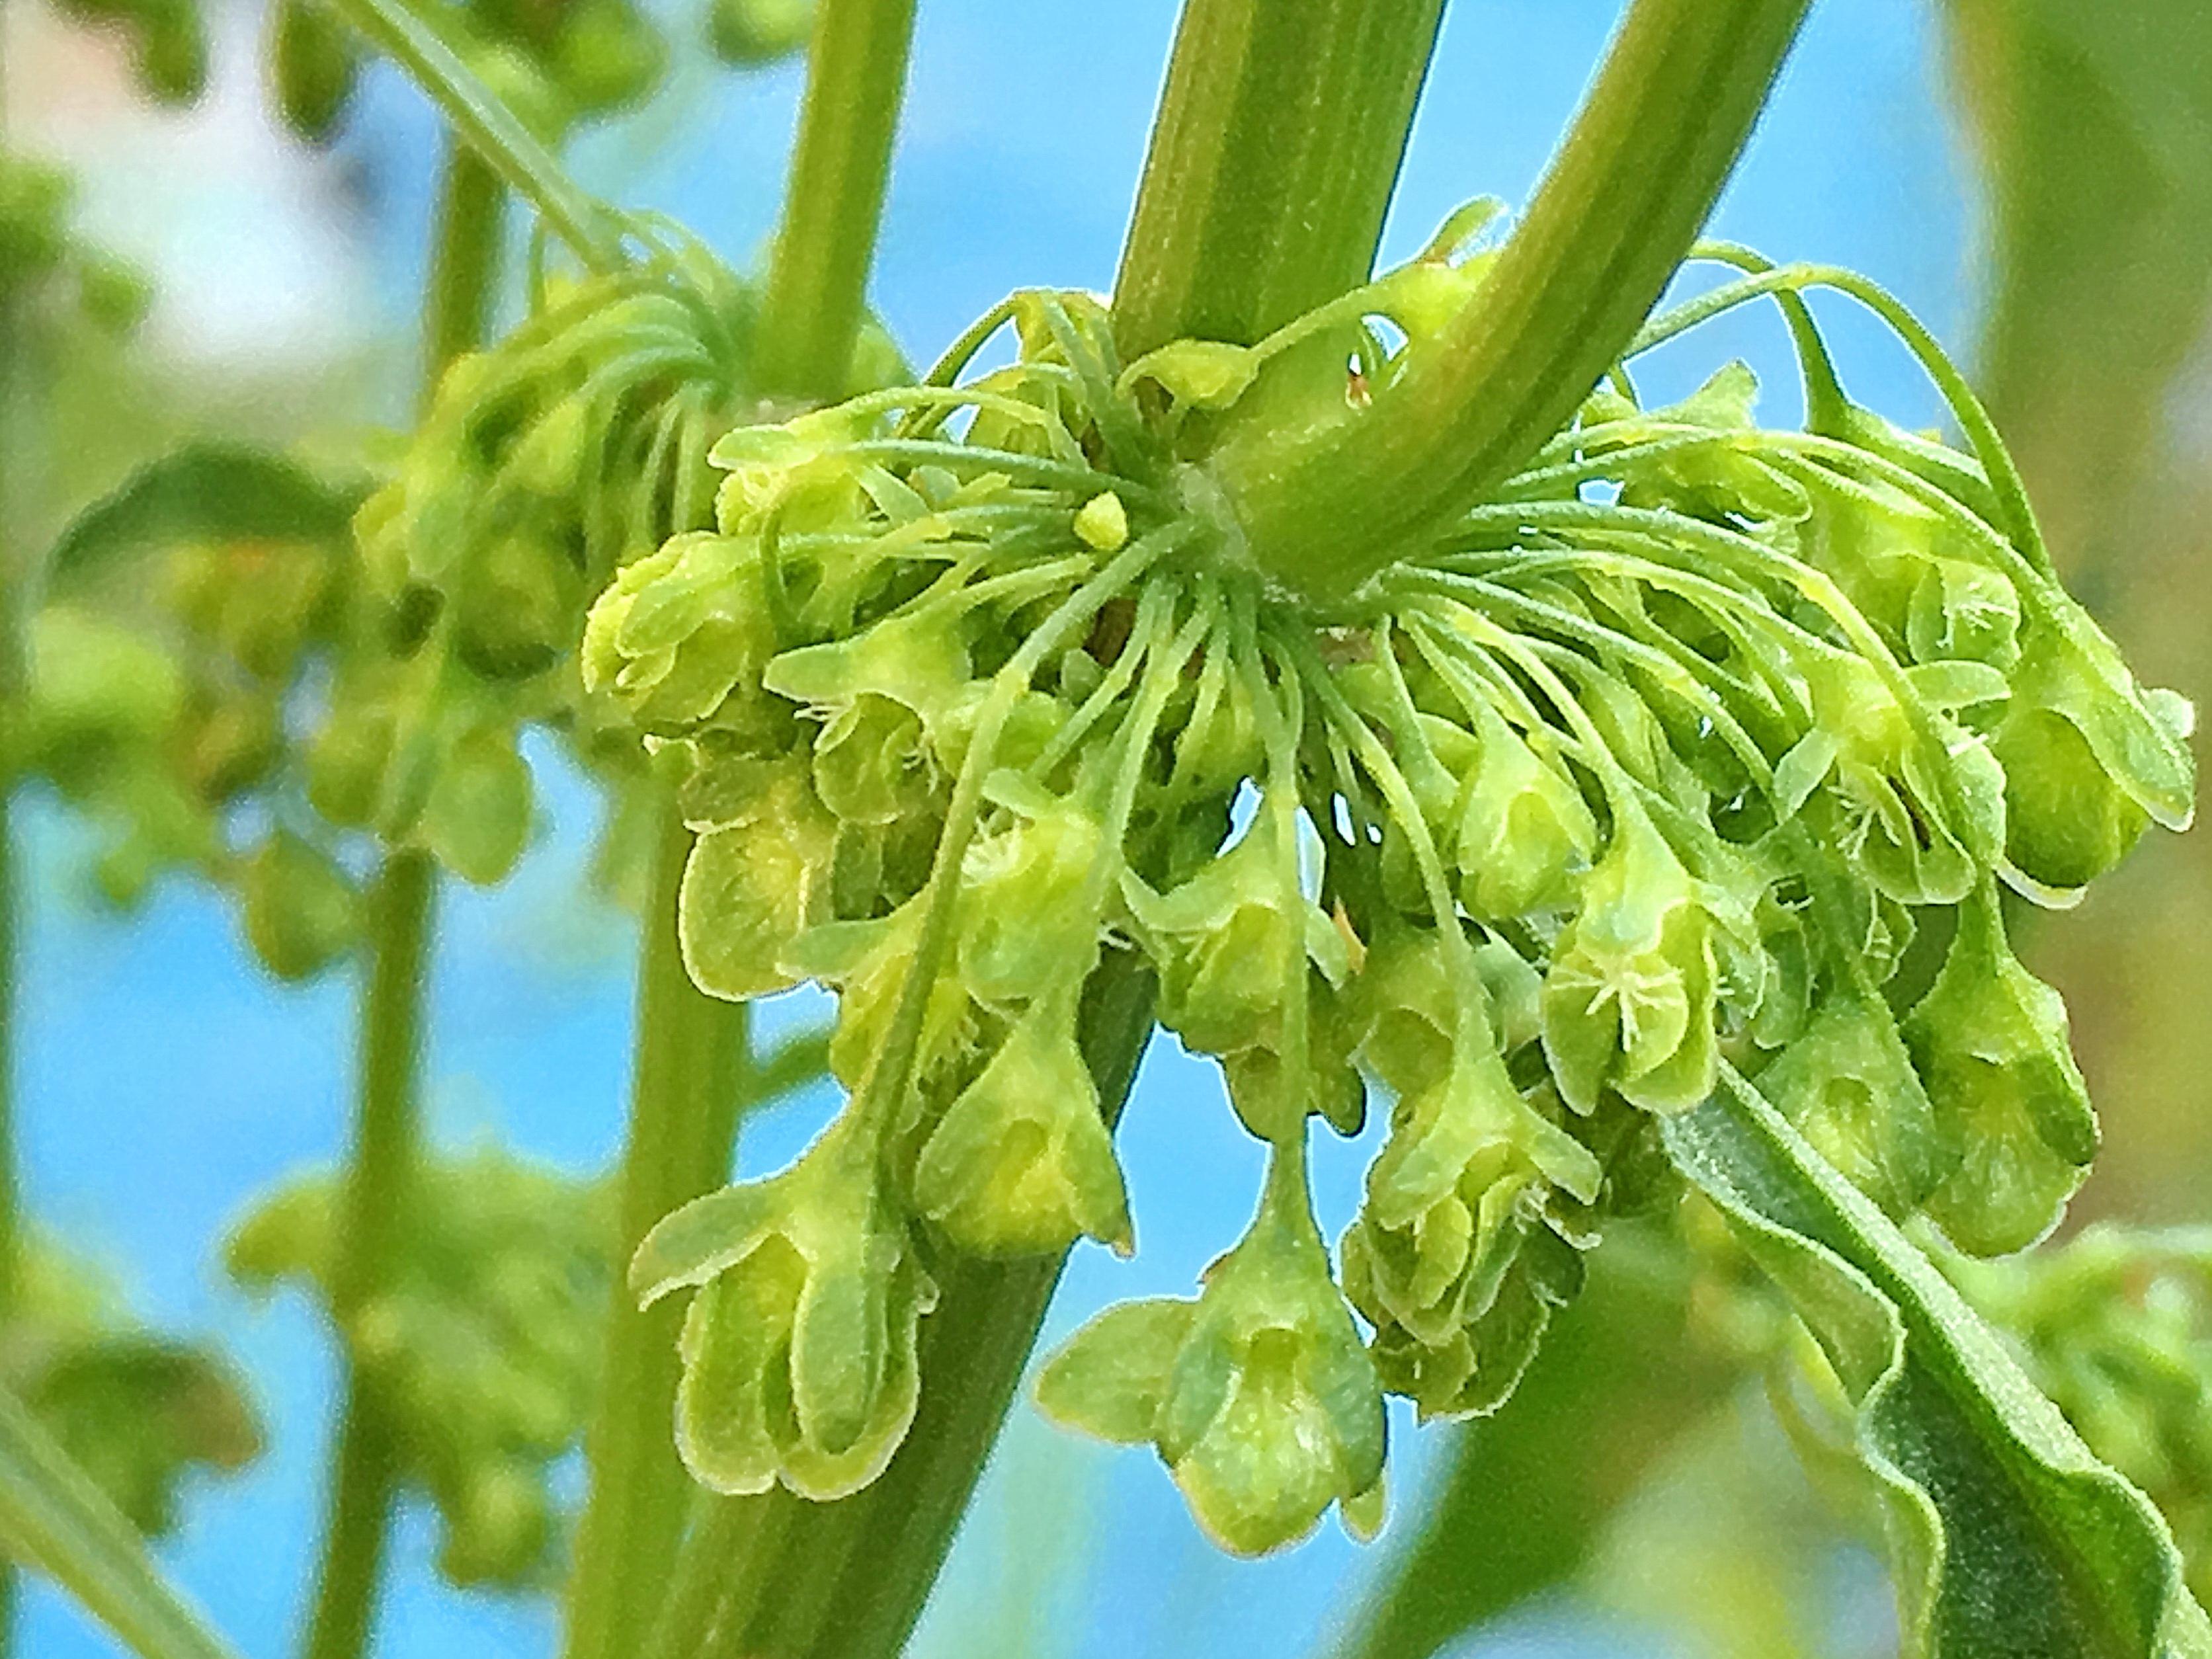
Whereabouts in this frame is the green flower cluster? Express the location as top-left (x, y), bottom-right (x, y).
top-left (268, 0), bottom-right (677, 150)
top-left (25, 530), bottom-right (368, 977)
top-left (1945, 1227), bottom-right (2212, 1605)
top-left (0, 1238), bottom-right (259, 1538)
top-left (587, 217), bottom-right (2190, 1555)
top-left (338, 231), bottom-right (899, 890)
top-left (266, 0), bottom-right (811, 149)
top-left (229, 1153), bottom-right (614, 1588)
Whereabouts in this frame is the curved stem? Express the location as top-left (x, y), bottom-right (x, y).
top-left (559, 783), bottom-right (750, 1659)
top-left (300, 851), bottom-right (434, 1659)
top-left (1216, 0), bottom-right (1812, 602)
top-left (299, 134), bottom-right (502, 1659)
top-left (751, 0), bottom-right (918, 401)
top-left (322, 0), bottom-right (622, 271)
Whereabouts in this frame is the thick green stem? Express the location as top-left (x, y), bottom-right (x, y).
top-left (1216, 0), bottom-right (1811, 602)
top-left (647, 950), bottom-right (1158, 1659)
top-left (299, 136), bottom-right (502, 1659)
top-left (559, 785), bottom-right (749, 1659)
top-left (751, 0), bottom-right (917, 401)
top-left (300, 851), bottom-right (434, 1659)
top-left (1110, 0), bottom-right (1446, 357)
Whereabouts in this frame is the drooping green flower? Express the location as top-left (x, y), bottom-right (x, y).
top-left (632, 1124), bottom-right (934, 1500)
top-left (230, 1154), bottom-right (611, 1586)
top-left (1903, 886), bottom-right (2098, 1256)
top-left (1039, 1189), bottom-right (1384, 1556)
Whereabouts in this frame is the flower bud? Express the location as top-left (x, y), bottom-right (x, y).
top-left (1905, 895), bottom-right (2097, 1256)
top-left (241, 829), bottom-right (360, 982)
top-left (1541, 805), bottom-right (1723, 1115)
top-left (1907, 557), bottom-right (2021, 671)
top-left (811, 692), bottom-right (934, 826)
top-left (1124, 822), bottom-right (1348, 1060)
top-left (956, 777), bottom-right (1103, 1008)
top-left (581, 532), bottom-right (776, 731)
top-left (635, 1130), bottom-right (937, 1500)
top-left (911, 1007), bottom-right (1131, 1257)
top-left (1362, 1221), bottom-right (1584, 1419)
top-left (1038, 1205), bottom-right (1384, 1556)
top-left (677, 756), bottom-right (838, 1000)
top-left (1452, 698), bottom-right (1597, 920)
top-left (418, 724), bottom-right (534, 886)
top-left (1755, 989), bottom-right (1944, 1215)
top-left (785, 901), bottom-right (980, 1093)
top-left (1777, 654), bottom-right (2002, 907)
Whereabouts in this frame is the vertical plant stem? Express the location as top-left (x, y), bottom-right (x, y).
top-left (749, 0), bottom-right (917, 401)
top-left (298, 137), bottom-right (505, 1659)
top-left (1110, 0), bottom-right (1447, 358)
top-left (561, 776), bottom-right (749, 1659)
top-left (300, 851), bottom-right (434, 1659)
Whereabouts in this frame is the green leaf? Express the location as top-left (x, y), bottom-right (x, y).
top-left (1662, 1069), bottom-right (2212, 1659)
top-left (45, 444), bottom-right (366, 590)
top-left (0, 1384), bottom-right (246, 1659)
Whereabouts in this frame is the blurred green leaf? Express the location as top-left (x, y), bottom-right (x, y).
top-left (1945, 0), bottom-right (2212, 566)
top-left (0, 1386), bottom-right (244, 1659)
top-left (0, 1238), bottom-right (261, 1542)
top-left (1664, 1070), bottom-right (2212, 1658)
top-left (46, 444), bottom-right (366, 592)
top-left (1335, 1231), bottom-right (1741, 1659)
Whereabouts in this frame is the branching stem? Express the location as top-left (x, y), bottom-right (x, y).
top-left (559, 784), bottom-right (749, 1659)
top-left (1214, 0), bottom-right (1812, 602)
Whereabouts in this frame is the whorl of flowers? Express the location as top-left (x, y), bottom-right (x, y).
top-left (229, 1153), bottom-right (614, 1587)
top-left (329, 227), bottom-right (897, 887)
top-left (585, 207), bottom-right (2193, 1555)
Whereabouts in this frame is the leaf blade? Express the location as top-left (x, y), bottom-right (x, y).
top-left (0, 1384), bottom-right (245, 1659)
top-left (44, 442), bottom-right (366, 591)
top-left (1662, 1069), bottom-right (2212, 1659)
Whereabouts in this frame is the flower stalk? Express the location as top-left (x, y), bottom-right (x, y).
top-left (298, 136), bottom-right (505, 1659)
top-left (560, 780), bottom-right (750, 1659)
top-left (1213, 0), bottom-right (1813, 602)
